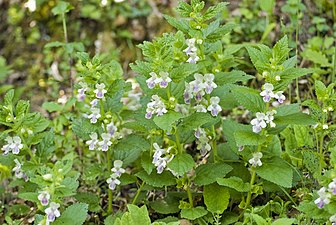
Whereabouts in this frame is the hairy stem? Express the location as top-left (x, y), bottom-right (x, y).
top-left (244, 168), bottom-right (256, 210)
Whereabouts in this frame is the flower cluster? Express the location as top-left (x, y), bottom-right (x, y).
top-left (194, 127), bottom-right (211, 156)
top-left (37, 190), bottom-right (60, 225)
top-left (77, 82), bottom-right (108, 124)
top-left (314, 179), bottom-right (336, 209)
top-left (1, 136), bottom-right (23, 155)
top-left (260, 83), bottom-right (286, 104)
top-left (106, 160), bottom-right (125, 190)
top-left (183, 73), bottom-right (222, 116)
top-left (145, 95), bottom-right (167, 119)
top-left (121, 79), bottom-right (142, 111)
top-left (183, 38), bottom-right (200, 64)
top-left (12, 159), bottom-right (28, 181)
top-left (152, 143), bottom-right (174, 174)
top-left (248, 152), bottom-right (263, 167)
top-left (250, 110), bottom-right (277, 133)
top-left (146, 71), bottom-right (172, 89)
top-left (86, 121), bottom-right (119, 151)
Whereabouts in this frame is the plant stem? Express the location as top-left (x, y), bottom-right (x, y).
top-left (62, 13), bottom-right (73, 95)
top-left (332, 38), bottom-right (336, 84)
top-left (107, 151), bottom-right (113, 214)
top-left (212, 125), bottom-right (217, 163)
top-left (244, 168), bottom-right (256, 210)
top-left (187, 185), bottom-right (193, 207)
top-left (132, 181), bottom-right (145, 204)
top-left (295, 0), bottom-right (301, 104)
top-left (175, 129), bottom-right (182, 154)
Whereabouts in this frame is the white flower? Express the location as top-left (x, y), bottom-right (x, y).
top-left (12, 159), bottom-right (27, 181)
top-left (98, 133), bottom-right (112, 151)
top-left (328, 178), bottom-right (336, 195)
top-left (111, 160), bottom-right (125, 177)
top-left (194, 104), bottom-right (207, 113)
top-left (45, 202), bottom-right (60, 223)
top-left (106, 173), bottom-right (121, 190)
top-left (152, 143), bottom-right (173, 174)
top-left (183, 38), bottom-right (197, 55)
top-left (183, 83), bottom-right (193, 104)
top-left (157, 71), bottom-right (172, 88)
top-left (145, 95), bottom-right (167, 119)
top-left (38, 191), bottom-right (50, 206)
top-left (94, 83), bottom-right (107, 99)
top-left (146, 72), bottom-right (160, 89)
top-left (275, 75), bottom-right (281, 81)
top-left (265, 110), bottom-right (277, 128)
top-left (77, 88), bottom-right (87, 102)
top-left (86, 133), bottom-right (99, 150)
top-left (186, 52), bottom-right (200, 64)
top-left (88, 108), bottom-right (101, 123)
top-left (194, 127), bottom-right (206, 139)
top-left (90, 99), bottom-right (99, 107)
top-left (260, 83), bottom-right (274, 102)
top-left (251, 112), bottom-right (267, 133)
top-left (2, 136), bottom-right (14, 155)
top-left (330, 215), bottom-right (336, 225)
top-left (207, 97), bottom-right (222, 116)
top-left (314, 187), bottom-right (331, 208)
top-left (11, 136), bottom-right (23, 154)
top-left (323, 124), bottom-right (329, 130)
top-left (106, 121), bottom-right (117, 136)
top-left (204, 73), bottom-right (217, 94)
top-left (249, 152), bottom-right (263, 167)
top-left (190, 74), bottom-right (205, 93)
top-left (273, 91), bottom-right (286, 104)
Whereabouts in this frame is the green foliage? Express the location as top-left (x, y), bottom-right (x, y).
top-left (203, 183), bottom-right (230, 214)
top-left (53, 203), bottom-right (88, 225)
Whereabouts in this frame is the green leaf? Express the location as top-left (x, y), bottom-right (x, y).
top-left (194, 163), bottom-right (233, 186)
top-left (205, 23), bottom-right (236, 42)
top-left (303, 49), bottom-right (330, 66)
top-left (4, 89), bottom-right (14, 106)
top-left (141, 152), bottom-right (155, 174)
top-left (170, 63), bottom-right (198, 82)
top-left (15, 100), bottom-right (30, 118)
top-left (258, 0), bottom-right (275, 14)
top-left (246, 46), bottom-right (270, 72)
top-left (180, 207), bottom-right (207, 220)
top-left (178, 112), bottom-right (218, 133)
top-left (272, 35), bottom-right (290, 65)
top-left (275, 112), bottom-right (315, 126)
top-left (251, 214), bottom-right (268, 225)
top-left (52, 1), bottom-right (73, 15)
top-left (136, 170), bottom-right (176, 187)
top-left (167, 153), bottom-right (195, 176)
top-left (18, 192), bottom-right (38, 203)
top-left (75, 192), bottom-right (101, 212)
top-left (272, 218), bottom-right (296, 225)
top-left (114, 135), bottom-right (150, 164)
top-left (42, 102), bottom-right (63, 112)
top-left (232, 86), bottom-right (265, 112)
top-left (130, 61), bottom-right (152, 76)
top-left (315, 80), bottom-right (327, 101)
top-left (72, 117), bottom-right (102, 140)
top-left (163, 15), bottom-right (190, 33)
top-left (44, 41), bottom-right (64, 48)
top-left (203, 2), bottom-right (228, 21)
top-left (216, 176), bottom-right (250, 192)
top-left (256, 157), bottom-right (293, 188)
top-left (153, 111), bottom-right (183, 131)
top-left (127, 205), bottom-right (151, 225)
top-left (150, 197), bottom-right (180, 214)
top-left (53, 203), bottom-right (88, 225)
top-left (204, 183), bottom-right (230, 214)
top-left (234, 130), bottom-right (265, 146)
top-left (215, 70), bottom-right (254, 86)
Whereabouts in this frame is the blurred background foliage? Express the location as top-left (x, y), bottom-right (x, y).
top-left (0, 0), bottom-right (335, 110)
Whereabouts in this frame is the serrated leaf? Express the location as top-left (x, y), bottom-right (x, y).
top-left (18, 192), bottom-right (38, 203)
top-left (114, 135), bottom-right (150, 164)
top-left (203, 2), bottom-right (228, 21)
top-left (194, 163), bottom-right (233, 186)
top-left (275, 112), bottom-right (315, 126)
top-left (272, 35), bottom-right (290, 65)
top-left (180, 207), bottom-right (207, 220)
top-left (164, 15), bottom-right (190, 33)
top-left (167, 153), bottom-right (195, 176)
top-left (303, 49), bottom-right (330, 66)
top-left (178, 112), bottom-right (218, 134)
top-left (232, 86), bottom-right (265, 112)
top-left (4, 89), bottom-right (14, 106)
top-left (256, 157), bottom-right (293, 188)
top-left (153, 111), bottom-right (183, 131)
top-left (170, 63), bottom-right (198, 82)
top-left (204, 183), bottom-right (230, 214)
top-left (215, 70), bottom-right (254, 86)
top-left (15, 100), bottom-right (30, 118)
top-left (251, 214), bottom-right (268, 225)
top-left (53, 203), bottom-right (88, 225)
top-left (72, 117), bottom-right (102, 140)
top-left (272, 218), bottom-right (296, 225)
top-left (150, 197), bottom-right (180, 214)
top-left (234, 130), bottom-right (265, 146)
top-left (136, 170), bottom-right (176, 187)
top-left (217, 176), bottom-right (250, 192)
top-left (315, 80), bottom-right (327, 101)
top-left (206, 23), bottom-right (236, 42)
top-left (75, 192), bottom-right (101, 212)
top-left (127, 205), bottom-right (151, 225)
